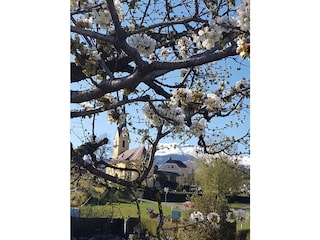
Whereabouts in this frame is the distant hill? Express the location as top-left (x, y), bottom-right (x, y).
top-left (154, 143), bottom-right (198, 166)
top-left (154, 143), bottom-right (250, 167)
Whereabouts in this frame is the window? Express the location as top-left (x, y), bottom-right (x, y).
top-left (122, 140), bottom-right (125, 148)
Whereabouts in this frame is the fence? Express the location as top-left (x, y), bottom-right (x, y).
top-left (71, 217), bottom-right (124, 239)
top-left (226, 195), bottom-right (250, 204)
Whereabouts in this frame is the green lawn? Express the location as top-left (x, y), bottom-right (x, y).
top-left (79, 202), bottom-right (172, 219)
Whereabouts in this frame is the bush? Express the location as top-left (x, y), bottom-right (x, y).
top-left (177, 195), bottom-right (236, 240)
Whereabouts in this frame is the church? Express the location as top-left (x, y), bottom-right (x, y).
top-left (105, 124), bottom-right (158, 187)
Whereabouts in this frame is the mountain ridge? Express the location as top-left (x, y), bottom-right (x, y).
top-left (154, 143), bottom-right (250, 167)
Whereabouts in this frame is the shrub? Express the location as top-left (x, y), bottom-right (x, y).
top-left (177, 195), bottom-right (236, 240)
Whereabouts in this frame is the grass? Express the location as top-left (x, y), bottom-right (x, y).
top-left (228, 202), bottom-right (250, 209)
top-left (79, 202), bottom-right (172, 219)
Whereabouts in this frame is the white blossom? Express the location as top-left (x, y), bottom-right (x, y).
top-left (226, 210), bottom-right (236, 223)
top-left (113, 0), bottom-right (121, 10)
top-left (142, 104), bottom-right (164, 127)
top-left (106, 113), bottom-right (114, 124)
top-left (216, 16), bottom-right (237, 30)
top-left (100, 93), bottom-right (117, 109)
top-left (80, 102), bottom-right (94, 110)
top-left (235, 78), bottom-right (248, 90)
top-left (115, 0), bottom-right (125, 21)
top-left (235, 209), bottom-right (249, 224)
top-left (190, 211), bottom-right (204, 223)
top-left (193, 19), bottom-right (225, 50)
top-left (160, 46), bottom-right (170, 58)
top-left (127, 23), bottom-right (136, 31)
top-left (207, 212), bottom-right (220, 226)
top-left (85, 15), bottom-right (93, 25)
top-left (74, 14), bottom-right (94, 29)
top-left (185, 89), bottom-right (194, 103)
top-left (71, 0), bottom-right (87, 11)
top-left (127, 34), bottom-right (157, 58)
top-left (70, 0), bottom-right (79, 11)
top-left (226, 209), bottom-right (249, 224)
top-left (205, 93), bottom-right (222, 112)
top-left (102, 93), bottom-right (117, 105)
top-left (236, 37), bottom-right (250, 59)
top-left (149, 53), bottom-right (156, 62)
top-left (89, 46), bottom-right (102, 60)
top-left (237, 0), bottom-right (250, 32)
top-left (93, 9), bottom-right (112, 29)
top-left (177, 36), bottom-right (191, 59)
top-left (170, 89), bottom-right (184, 107)
top-left (92, 0), bottom-right (124, 29)
top-left (190, 118), bottom-right (207, 137)
top-left (106, 108), bottom-right (126, 124)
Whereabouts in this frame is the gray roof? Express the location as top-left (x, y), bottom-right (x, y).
top-left (165, 158), bottom-right (187, 168)
top-left (116, 146), bottom-right (146, 161)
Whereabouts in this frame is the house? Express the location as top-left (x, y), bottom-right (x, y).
top-left (158, 157), bottom-right (193, 187)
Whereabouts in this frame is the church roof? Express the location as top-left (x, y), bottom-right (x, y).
top-left (116, 146), bottom-right (146, 161)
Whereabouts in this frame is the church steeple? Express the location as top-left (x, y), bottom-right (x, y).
top-left (112, 96), bottom-right (130, 159)
top-left (112, 123), bottom-right (129, 159)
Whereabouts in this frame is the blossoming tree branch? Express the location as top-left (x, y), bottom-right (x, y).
top-left (70, 0), bottom-right (250, 203)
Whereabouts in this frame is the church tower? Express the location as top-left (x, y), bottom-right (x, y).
top-left (112, 123), bottom-right (130, 159)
